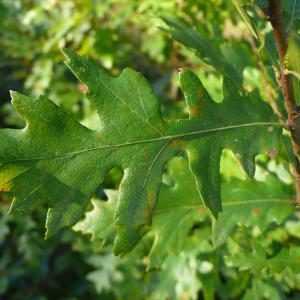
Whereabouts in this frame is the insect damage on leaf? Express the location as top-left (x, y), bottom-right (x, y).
top-left (0, 49), bottom-right (282, 255)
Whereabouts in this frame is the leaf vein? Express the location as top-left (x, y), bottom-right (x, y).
top-left (2, 122), bottom-right (282, 163)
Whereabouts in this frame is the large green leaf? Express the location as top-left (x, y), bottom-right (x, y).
top-left (0, 50), bottom-right (281, 255)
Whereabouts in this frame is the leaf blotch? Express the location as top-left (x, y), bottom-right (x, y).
top-left (77, 83), bottom-right (89, 94)
top-left (190, 106), bottom-right (201, 117)
top-left (252, 208), bottom-right (262, 216)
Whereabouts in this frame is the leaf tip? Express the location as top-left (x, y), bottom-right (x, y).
top-left (207, 201), bottom-right (222, 220)
top-left (61, 48), bottom-right (79, 66)
top-left (9, 90), bottom-right (32, 110)
top-left (9, 90), bottom-right (18, 99)
top-left (211, 209), bottom-right (220, 220)
top-left (112, 233), bottom-right (130, 257)
top-left (8, 199), bottom-right (25, 215)
top-left (44, 228), bottom-right (54, 240)
top-left (61, 47), bottom-right (72, 58)
top-left (9, 90), bottom-right (22, 104)
top-left (160, 16), bottom-right (170, 24)
top-left (7, 205), bottom-right (15, 215)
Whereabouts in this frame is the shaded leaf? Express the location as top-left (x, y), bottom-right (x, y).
top-left (231, 0), bottom-right (263, 48)
top-left (242, 279), bottom-right (281, 300)
top-left (268, 247), bottom-right (300, 275)
top-left (213, 175), bottom-right (294, 247)
top-left (162, 18), bottom-right (243, 93)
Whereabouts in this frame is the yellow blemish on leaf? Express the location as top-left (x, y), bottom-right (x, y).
top-left (96, 131), bottom-right (103, 139)
top-left (171, 139), bottom-right (187, 149)
top-left (190, 106), bottom-right (201, 117)
top-left (199, 207), bottom-right (206, 215)
top-left (252, 208), bottom-right (261, 216)
top-left (143, 149), bottom-right (150, 160)
top-left (0, 183), bottom-right (12, 192)
top-left (147, 191), bottom-right (155, 200)
top-left (198, 87), bottom-right (205, 98)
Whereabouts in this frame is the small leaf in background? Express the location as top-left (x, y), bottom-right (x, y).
top-left (242, 279), bottom-right (281, 300)
top-left (162, 18), bottom-right (243, 93)
top-left (86, 254), bottom-right (124, 294)
top-left (268, 247), bottom-right (300, 275)
top-left (73, 190), bottom-right (118, 245)
top-left (285, 0), bottom-right (300, 29)
top-left (213, 175), bottom-right (294, 247)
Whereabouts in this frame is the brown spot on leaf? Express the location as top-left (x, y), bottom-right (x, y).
top-left (198, 86), bottom-right (205, 98)
top-left (0, 184), bottom-right (11, 192)
top-left (96, 131), bottom-right (103, 139)
top-left (190, 106), bottom-right (201, 117)
top-left (143, 149), bottom-right (150, 160)
top-left (77, 83), bottom-right (88, 94)
top-left (171, 139), bottom-right (187, 149)
top-left (199, 207), bottom-right (206, 215)
top-left (252, 208), bottom-right (261, 216)
top-left (145, 199), bottom-right (154, 220)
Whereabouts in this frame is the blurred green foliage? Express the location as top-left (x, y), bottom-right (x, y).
top-left (1, 0), bottom-right (300, 299)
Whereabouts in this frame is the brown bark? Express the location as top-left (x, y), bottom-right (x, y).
top-left (268, 0), bottom-right (300, 203)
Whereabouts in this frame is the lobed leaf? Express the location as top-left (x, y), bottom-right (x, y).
top-left (0, 50), bottom-right (282, 255)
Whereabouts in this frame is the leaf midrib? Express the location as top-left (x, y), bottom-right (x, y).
top-left (155, 198), bottom-right (292, 214)
top-left (4, 121), bottom-right (282, 163)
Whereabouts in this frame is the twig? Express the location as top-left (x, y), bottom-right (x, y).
top-left (246, 34), bottom-right (284, 121)
top-left (268, 0), bottom-right (300, 204)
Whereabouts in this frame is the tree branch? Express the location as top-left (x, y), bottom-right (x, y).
top-left (268, 0), bottom-right (300, 203)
